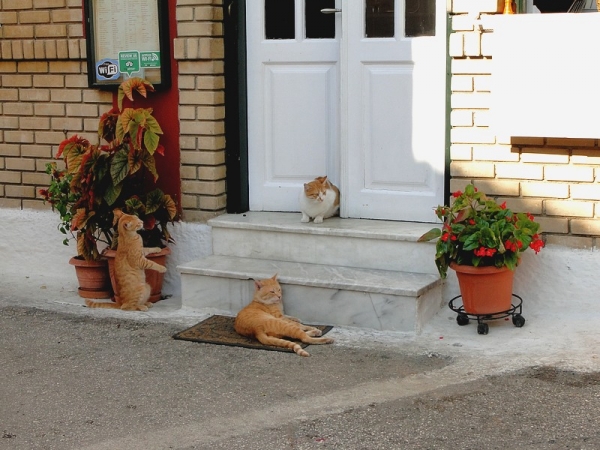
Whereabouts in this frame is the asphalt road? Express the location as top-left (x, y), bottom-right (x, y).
top-left (2, 305), bottom-right (600, 450)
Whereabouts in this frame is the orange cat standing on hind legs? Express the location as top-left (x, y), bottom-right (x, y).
top-left (85, 210), bottom-right (166, 311)
top-left (234, 274), bottom-right (334, 357)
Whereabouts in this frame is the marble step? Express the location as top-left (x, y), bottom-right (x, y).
top-left (178, 255), bottom-right (443, 333)
top-left (208, 212), bottom-right (440, 274)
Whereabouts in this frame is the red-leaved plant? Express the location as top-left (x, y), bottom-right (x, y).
top-left (418, 184), bottom-right (544, 278)
top-left (40, 77), bottom-right (179, 261)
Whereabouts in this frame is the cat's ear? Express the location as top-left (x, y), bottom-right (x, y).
top-left (271, 273), bottom-right (278, 281)
top-left (112, 208), bottom-right (123, 226)
top-left (254, 279), bottom-right (262, 290)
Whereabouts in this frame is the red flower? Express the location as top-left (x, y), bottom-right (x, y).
top-left (500, 202), bottom-right (507, 210)
top-left (452, 190), bottom-right (462, 198)
top-left (474, 247), bottom-right (496, 257)
top-left (530, 239), bottom-right (544, 254)
top-left (468, 219), bottom-right (475, 225)
top-left (144, 215), bottom-right (156, 230)
top-left (505, 240), bottom-right (516, 252)
top-left (527, 213), bottom-right (535, 221)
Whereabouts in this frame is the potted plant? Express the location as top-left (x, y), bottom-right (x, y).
top-left (41, 77), bottom-right (179, 301)
top-left (40, 153), bottom-right (115, 299)
top-left (418, 184), bottom-right (544, 315)
top-left (98, 77), bottom-right (179, 303)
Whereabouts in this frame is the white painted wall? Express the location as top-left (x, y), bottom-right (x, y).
top-left (3, 208), bottom-right (600, 322)
top-left (492, 14), bottom-right (600, 138)
top-left (0, 208), bottom-right (213, 298)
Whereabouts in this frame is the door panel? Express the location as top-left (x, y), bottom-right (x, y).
top-left (247, 1), bottom-right (340, 212)
top-left (265, 64), bottom-right (337, 185)
top-left (342, 0), bottom-right (446, 221)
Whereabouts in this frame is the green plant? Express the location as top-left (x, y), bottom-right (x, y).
top-left (418, 184), bottom-right (544, 278)
top-left (40, 162), bottom-right (82, 245)
top-left (40, 77), bottom-right (179, 261)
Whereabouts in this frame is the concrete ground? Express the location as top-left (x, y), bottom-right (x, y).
top-left (3, 257), bottom-right (600, 449)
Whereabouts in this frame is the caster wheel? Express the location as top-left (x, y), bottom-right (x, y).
top-left (512, 314), bottom-right (526, 328)
top-left (477, 323), bottom-right (489, 335)
top-left (456, 314), bottom-right (470, 326)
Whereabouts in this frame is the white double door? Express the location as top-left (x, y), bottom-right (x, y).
top-left (246, 0), bottom-right (446, 222)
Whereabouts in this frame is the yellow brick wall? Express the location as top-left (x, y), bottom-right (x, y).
top-left (174, 0), bottom-right (226, 222)
top-left (449, 0), bottom-right (600, 249)
top-left (0, 0), bottom-right (227, 223)
top-left (0, 0), bottom-right (112, 210)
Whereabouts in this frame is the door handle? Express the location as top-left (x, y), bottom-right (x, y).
top-left (321, 8), bottom-right (342, 14)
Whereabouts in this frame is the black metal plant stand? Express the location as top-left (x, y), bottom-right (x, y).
top-left (449, 294), bottom-right (525, 335)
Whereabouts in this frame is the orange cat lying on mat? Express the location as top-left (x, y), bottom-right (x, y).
top-left (85, 210), bottom-right (166, 311)
top-left (234, 274), bottom-right (334, 357)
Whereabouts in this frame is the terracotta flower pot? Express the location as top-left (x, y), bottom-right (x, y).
top-left (104, 247), bottom-right (171, 303)
top-left (450, 262), bottom-right (515, 315)
top-left (69, 256), bottom-right (113, 299)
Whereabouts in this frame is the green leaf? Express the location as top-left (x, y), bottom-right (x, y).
top-left (140, 149), bottom-right (159, 181)
top-left (124, 197), bottom-right (145, 214)
top-left (463, 233), bottom-right (481, 251)
top-left (104, 182), bottom-right (122, 206)
top-left (110, 149), bottom-right (130, 185)
top-left (145, 189), bottom-right (165, 215)
top-left (144, 130), bottom-right (160, 155)
top-left (144, 114), bottom-right (163, 135)
top-left (418, 228), bottom-right (441, 242)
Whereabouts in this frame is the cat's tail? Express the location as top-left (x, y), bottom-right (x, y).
top-left (255, 331), bottom-right (311, 357)
top-left (84, 299), bottom-right (121, 309)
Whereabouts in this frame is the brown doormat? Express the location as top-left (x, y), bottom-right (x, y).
top-left (172, 314), bottom-right (333, 353)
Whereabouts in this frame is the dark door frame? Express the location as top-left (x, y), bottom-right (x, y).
top-left (223, 0), bottom-right (249, 213)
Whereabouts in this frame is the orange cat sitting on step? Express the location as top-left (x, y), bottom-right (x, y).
top-left (85, 210), bottom-right (166, 311)
top-left (234, 274), bottom-right (334, 357)
top-left (299, 176), bottom-right (340, 224)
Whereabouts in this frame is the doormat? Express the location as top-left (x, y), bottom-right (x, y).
top-left (172, 314), bottom-right (333, 353)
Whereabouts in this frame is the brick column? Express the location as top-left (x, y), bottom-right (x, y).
top-left (174, 0), bottom-right (226, 222)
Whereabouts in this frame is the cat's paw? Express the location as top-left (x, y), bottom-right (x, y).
top-left (300, 214), bottom-right (310, 223)
top-left (156, 265), bottom-right (167, 273)
top-left (307, 329), bottom-right (322, 337)
top-left (313, 216), bottom-right (324, 224)
top-left (148, 247), bottom-right (162, 254)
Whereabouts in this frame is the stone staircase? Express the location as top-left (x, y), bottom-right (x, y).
top-left (178, 212), bottom-right (443, 333)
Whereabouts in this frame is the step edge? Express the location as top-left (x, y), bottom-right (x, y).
top-left (208, 215), bottom-right (441, 243)
top-left (178, 257), bottom-right (442, 297)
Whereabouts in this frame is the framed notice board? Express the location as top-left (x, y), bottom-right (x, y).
top-left (84, 0), bottom-right (171, 90)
